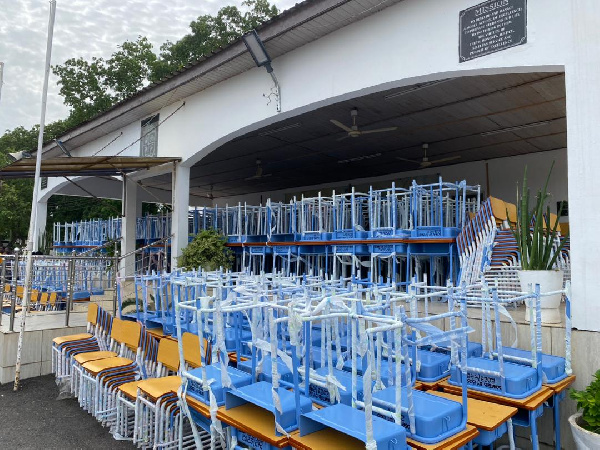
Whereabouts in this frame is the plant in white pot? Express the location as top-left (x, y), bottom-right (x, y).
top-left (569, 370), bottom-right (600, 449)
top-left (512, 162), bottom-right (568, 324)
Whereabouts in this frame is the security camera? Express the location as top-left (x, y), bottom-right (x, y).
top-left (7, 151), bottom-right (32, 162)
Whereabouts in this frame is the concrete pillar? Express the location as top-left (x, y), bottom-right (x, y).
top-left (120, 176), bottom-right (141, 276)
top-left (32, 200), bottom-right (47, 252)
top-left (566, 0), bottom-right (600, 331)
top-left (171, 163), bottom-right (190, 270)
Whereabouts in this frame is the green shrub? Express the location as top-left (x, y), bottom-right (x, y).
top-left (512, 162), bottom-right (568, 270)
top-left (571, 369), bottom-right (600, 433)
top-left (178, 229), bottom-right (233, 271)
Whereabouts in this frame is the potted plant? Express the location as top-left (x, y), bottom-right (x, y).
top-left (178, 229), bottom-right (234, 271)
top-left (569, 370), bottom-right (600, 448)
top-left (512, 162), bottom-right (568, 323)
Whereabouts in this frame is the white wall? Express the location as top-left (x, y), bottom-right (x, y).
top-left (217, 149), bottom-right (569, 218)
top-left (158, 0), bottom-right (569, 168)
top-left (43, 0), bottom-right (570, 200)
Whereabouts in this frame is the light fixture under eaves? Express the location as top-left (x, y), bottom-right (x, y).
top-left (338, 152), bottom-right (382, 164)
top-left (243, 29), bottom-right (281, 113)
top-left (258, 123), bottom-right (301, 136)
top-left (8, 150), bottom-right (32, 162)
top-left (480, 121), bottom-right (552, 136)
top-left (55, 139), bottom-right (71, 157)
top-left (384, 79), bottom-right (454, 100)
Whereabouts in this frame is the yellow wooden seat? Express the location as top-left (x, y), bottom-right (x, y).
top-left (73, 318), bottom-right (134, 365)
top-left (118, 380), bottom-right (140, 400)
top-left (74, 350), bottom-right (118, 365)
top-left (117, 337), bottom-right (181, 400)
top-left (490, 197), bottom-right (508, 222)
top-left (82, 356), bottom-right (135, 376)
top-left (53, 333), bottom-right (94, 345)
top-left (48, 292), bottom-right (58, 308)
top-left (137, 376), bottom-right (182, 401)
top-left (182, 332), bottom-right (209, 368)
top-left (52, 303), bottom-right (99, 345)
top-left (505, 202), bottom-right (517, 225)
top-left (39, 292), bottom-right (49, 308)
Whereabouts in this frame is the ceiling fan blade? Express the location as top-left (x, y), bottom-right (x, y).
top-left (336, 135), bottom-right (351, 142)
top-left (330, 119), bottom-right (353, 133)
top-left (359, 127), bottom-right (398, 135)
top-left (245, 173), bottom-right (272, 181)
top-left (396, 157), bottom-right (420, 164)
top-left (429, 155), bottom-right (461, 165)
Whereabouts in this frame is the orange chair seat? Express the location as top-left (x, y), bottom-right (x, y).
top-left (82, 357), bottom-right (134, 376)
top-left (118, 380), bottom-right (140, 400)
top-left (53, 333), bottom-right (93, 345)
top-left (138, 376), bottom-right (181, 401)
top-left (74, 351), bottom-right (117, 364)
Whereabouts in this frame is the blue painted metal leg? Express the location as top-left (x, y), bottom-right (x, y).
top-left (530, 409), bottom-right (539, 450)
top-left (553, 394), bottom-right (561, 450)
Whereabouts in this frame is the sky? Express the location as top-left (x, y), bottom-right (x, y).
top-left (0, 0), bottom-right (297, 134)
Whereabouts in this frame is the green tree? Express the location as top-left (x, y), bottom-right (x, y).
top-left (151, 0), bottom-right (278, 82)
top-left (0, 0), bottom-right (279, 247)
top-left (178, 229), bottom-right (233, 271)
top-left (53, 36), bottom-right (157, 122)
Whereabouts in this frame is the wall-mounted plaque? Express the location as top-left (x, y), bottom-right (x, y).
top-left (459, 0), bottom-right (527, 62)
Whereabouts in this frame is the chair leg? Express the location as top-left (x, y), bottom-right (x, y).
top-left (530, 409), bottom-right (539, 450)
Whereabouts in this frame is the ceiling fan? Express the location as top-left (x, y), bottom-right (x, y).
top-left (396, 144), bottom-right (461, 168)
top-left (331, 108), bottom-right (397, 140)
top-left (205, 185), bottom-right (214, 200)
top-left (245, 159), bottom-right (272, 181)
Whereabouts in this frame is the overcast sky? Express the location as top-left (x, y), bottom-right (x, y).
top-left (0, 0), bottom-right (296, 134)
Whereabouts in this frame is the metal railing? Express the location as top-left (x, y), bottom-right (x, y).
top-left (0, 252), bottom-right (119, 330)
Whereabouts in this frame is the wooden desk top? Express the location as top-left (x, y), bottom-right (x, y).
top-left (218, 403), bottom-right (290, 448)
top-left (146, 327), bottom-right (165, 338)
top-left (545, 375), bottom-right (576, 394)
top-left (429, 391), bottom-right (517, 431)
top-left (289, 429), bottom-right (365, 450)
top-left (186, 395), bottom-right (216, 418)
top-left (416, 376), bottom-right (449, 391)
top-left (407, 424), bottom-right (479, 450)
top-left (438, 380), bottom-right (553, 410)
top-left (226, 238), bottom-right (455, 248)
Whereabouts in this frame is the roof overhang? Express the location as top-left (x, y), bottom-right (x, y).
top-left (39, 0), bottom-right (404, 159)
top-left (0, 156), bottom-right (181, 179)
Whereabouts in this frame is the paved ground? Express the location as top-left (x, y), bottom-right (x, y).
top-left (0, 375), bottom-right (133, 449)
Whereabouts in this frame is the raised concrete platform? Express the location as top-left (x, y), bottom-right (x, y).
top-left (0, 292), bottom-right (116, 385)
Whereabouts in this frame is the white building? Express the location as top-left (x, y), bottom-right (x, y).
top-left (11, 1), bottom-right (600, 445)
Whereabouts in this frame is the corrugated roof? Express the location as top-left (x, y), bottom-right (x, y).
top-left (41, 0), bottom-right (405, 158)
top-left (0, 156), bottom-right (180, 178)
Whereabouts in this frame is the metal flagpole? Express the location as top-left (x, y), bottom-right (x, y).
top-left (14, 0), bottom-right (57, 391)
top-left (0, 62), bottom-right (4, 104)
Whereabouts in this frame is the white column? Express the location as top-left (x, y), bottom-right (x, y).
top-left (120, 176), bottom-right (141, 276)
top-left (566, 0), bottom-right (600, 331)
top-left (33, 200), bottom-right (47, 252)
top-left (171, 163), bottom-right (190, 270)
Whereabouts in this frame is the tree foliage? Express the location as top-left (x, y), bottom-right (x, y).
top-left (52, 1), bottom-right (278, 120)
top-left (150, 0), bottom-right (278, 82)
top-left (178, 229), bottom-right (233, 271)
top-left (571, 369), bottom-right (600, 433)
top-left (53, 36), bottom-right (157, 122)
